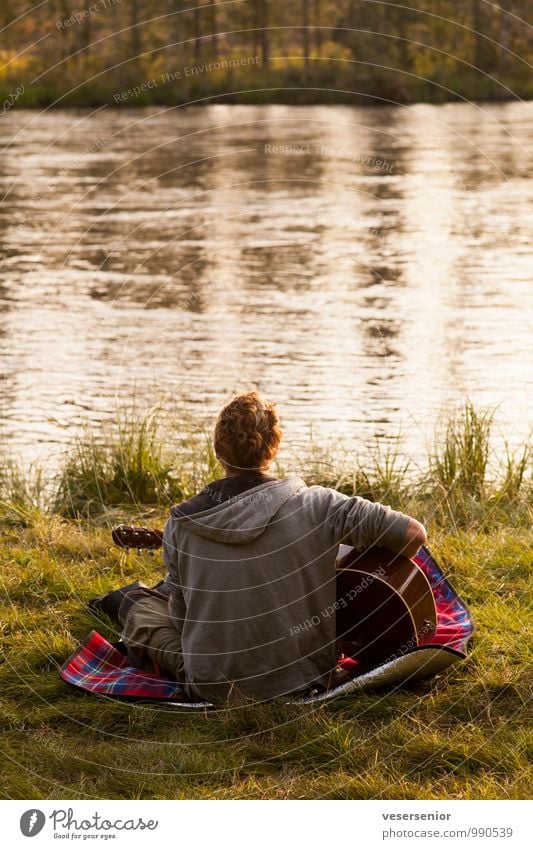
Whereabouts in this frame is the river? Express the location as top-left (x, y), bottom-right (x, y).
top-left (0, 103), bottom-right (531, 468)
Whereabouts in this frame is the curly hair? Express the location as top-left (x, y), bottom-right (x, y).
top-left (214, 392), bottom-right (283, 472)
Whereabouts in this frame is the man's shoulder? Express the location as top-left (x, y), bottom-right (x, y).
top-left (279, 482), bottom-right (352, 518)
top-left (295, 483), bottom-right (350, 502)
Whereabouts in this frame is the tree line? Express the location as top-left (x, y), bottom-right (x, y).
top-left (0, 1), bottom-right (531, 106)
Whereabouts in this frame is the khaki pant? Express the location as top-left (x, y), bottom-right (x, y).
top-left (119, 588), bottom-right (187, 686)
top-left (119, 589), bottom-right (351, 702)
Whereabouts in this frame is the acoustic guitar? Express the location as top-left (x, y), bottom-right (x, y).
top-left (112, 525), bottom-right (436, 668)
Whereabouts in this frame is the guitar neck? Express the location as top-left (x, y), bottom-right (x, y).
top-left (112, 525), bottom-right (163, 550)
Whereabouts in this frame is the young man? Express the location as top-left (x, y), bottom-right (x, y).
top-left (119, 392), bottom-right (427, 702)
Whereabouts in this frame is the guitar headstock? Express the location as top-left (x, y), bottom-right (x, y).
top-left (111, 524), bottom-right (164, 551)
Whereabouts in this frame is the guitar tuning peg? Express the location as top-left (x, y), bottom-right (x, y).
top-left (137, 548), bottom-right (143, 555)
top-left (148, 550), bottom-right (154, 557)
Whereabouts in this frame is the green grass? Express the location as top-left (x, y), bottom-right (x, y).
top-left (35, 401), bottom-right (530, 529)
top-left (51, 406), bottom-right (223, 519)
top-left (3, 65), bottom-right (533, 109)
top-left (0, 403), bottom-right (531, 799)
top-left (0, 521), bottom-right (530, 799)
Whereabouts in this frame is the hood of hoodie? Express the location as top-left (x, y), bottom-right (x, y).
top-left (170, 476), bottom-right (307, 544)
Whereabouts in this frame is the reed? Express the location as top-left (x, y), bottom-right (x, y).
top-left (50, 407), bottom-right (227, 518)
top-left (283, 431), bottom-right (410, 509)
top-left (499, 442), bottom-right (531, 502)
top-left (52, 408), bottom-right (181, 517)
top-left (420, 402), bottom-right (532, 529)
top-left (0, 458), bottom-right (45, 525)
top-left (0, 402), bottom-right (530, 528)
top-left (430, 401), bottom-right (493, 501)
top-left (359, 438), bottom-right (411, 509)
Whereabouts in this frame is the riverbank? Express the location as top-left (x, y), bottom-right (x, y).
top-left (2, 403), bottom-right (530, 528)
top-left (0, 404), bottom-right (531, 799)
top-left (3, 67), bottom-right (532, 110)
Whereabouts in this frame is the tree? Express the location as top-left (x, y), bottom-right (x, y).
top-left (193, 0), bottom-right (202, 65)
top-left (256, 0), bottom-right (270, 67)
top-left (302, 0), bottom-right (310, 69)
top-left (209, 0), bottom-right (219, 59)
top-left (313, 0), bottom-right (322, 57)
top-left (129, 0), bottom-right (143, 65)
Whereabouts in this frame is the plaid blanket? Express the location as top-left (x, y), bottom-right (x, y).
top-left (60, 546), bottom-right (473, 704)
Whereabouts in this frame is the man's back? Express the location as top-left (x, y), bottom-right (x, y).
top-left (163, 475), bottom-right (411, 701)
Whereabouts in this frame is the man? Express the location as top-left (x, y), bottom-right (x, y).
top-left (119, 392), bottom-right (427, 702)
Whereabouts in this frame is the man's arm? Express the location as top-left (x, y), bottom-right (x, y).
top-left (308, 487), bottom-right (427, 559)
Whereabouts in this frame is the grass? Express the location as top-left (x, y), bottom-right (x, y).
top-left (3, 64), bottom-right (533, 109)
top-left (431, 401), bottom-right (493, 502)
top-left (52, 407), bottom-right (223, 519)
top-left (0, 403), bottom-right (531, 799)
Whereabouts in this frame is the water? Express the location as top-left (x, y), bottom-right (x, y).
top-left (0, 103), bottom-right (531, 469)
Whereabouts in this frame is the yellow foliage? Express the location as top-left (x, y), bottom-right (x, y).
top-left (0, 51), bottom-right (29, 78)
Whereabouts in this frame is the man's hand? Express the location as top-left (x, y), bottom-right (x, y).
top-left (401, 518), bottom-right (428, 559)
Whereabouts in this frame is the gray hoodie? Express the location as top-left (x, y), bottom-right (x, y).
top-left (162, 476), bottom-right (410, 702)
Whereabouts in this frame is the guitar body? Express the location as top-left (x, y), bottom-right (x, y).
top-left (111, 526), bottom-right (437, 668)
top-left (335, 545), bottom-right (436, 667)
